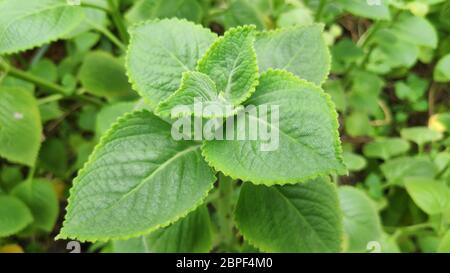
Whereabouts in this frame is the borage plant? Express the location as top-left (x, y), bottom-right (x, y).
top-left (57, 18), bottom-right (347, 252)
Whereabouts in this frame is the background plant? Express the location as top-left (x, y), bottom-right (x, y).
top-left (0, 0), bottom-right (448, 253)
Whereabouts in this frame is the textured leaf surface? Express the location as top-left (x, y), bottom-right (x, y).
top-left (58, 110), bottom-right (216, 241)
top-left (339, 186), bottom-right (382, 252)
top-left (79, 51), bottom-right (135, 100)
top-left (0, 196), bottom-right (33, 237)
top-left (112, 205), bottom-right (212, 253)
top-left (254, 25), bottom-right (331, 85)
top-left (126, 18), bottom-right (217, 107)
top-left (12, 179), bottom-right (59, 232)
top-left (202, 70), bottom-right (345, 185)
top-left (197, 25), bottom-right (258, 105)
top-left (0, 87), bottom-right (42, 166)
top-left (0, 0), bottom-right (84, 54)
top-left (235, 177), bottom-right (343, 252)
top-left (156, 71), bottom-right (234, 118)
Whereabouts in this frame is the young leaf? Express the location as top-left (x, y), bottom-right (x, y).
top-left (112, 205), bottom-right (212, 253)
top-left (222, 0), bottom-right (266, 30)
top-left (96, 102), bottom-right (136, 137)
top-left (389, 13), bottom-right (438, 49)
top-left (12, 179), bottom-right (59, 232)
top-left (197, 25), bottom-right (259, 106)
top-left (79, 51), bottom-right (136, 100)
top-left (0, 196), bottom-right (33, 237)
top-left (202, 70), bottom-right (345, 185)
top-left (0, 87), bottom-right (42, 166)
top-left (126, 18), bottom-right (217, 107)
top-left (339, 186), bottom-right (382, 252)
top-left (0, 0), bottom-right (85, 54)
top-left (404, 178), bottom-right (450, 215)
top-left (254, 24), bottom-right (331, 85)
top-left (234, 177), bottom-right (343, 252)
top-left (125, 0), bottom-right (204, 24)
top-left (339, 0), bottom-right (390, 20)
top-left (58, 110), bottom-right (216, 241)
top-left (434, 54), bottom-right (450, 82)
top-left (400, 126), bottom-right (443, 146)
top-left (381, 156), bottom-right (437, 186)
top-left (363, 138), bottom-right (411, 160)
top-left (343, 152), bottom-right (367, 172)
top-left (156, 71), bottom-right (235, 118)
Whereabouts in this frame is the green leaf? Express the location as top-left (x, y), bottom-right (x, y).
top-left (38, 138), bottom-right (68, 177)
top-left (339, 186), bottom-right (382, 253)
top-left (0, 87), bottom-right (42, 166)
top-left (343, 152), bottom-right (367, 172)
top-left (437, 231), bottom-right (450, 253)
top-left (254, 24), bottom-right (331, 85)
top-left (394, 74), bottom-right (428, 103)
top-left (389, 13), bottom-right (438, 49)
top-left (79, 51), bottom-right (136, 100)
top-left (434, 54), bottom-right (450, 82)
top-left (277, 7), bottom-right (314, 28)
top-left (222, 0), bottom-right (266, 30)
top-left (30, 59), bottom-right (58, 83)
top-left (381, 156), bottom-right (437, 185)
top-left (58, 110), bottom-right (216, 241)
top-left (112, 205), bottom-right (212, 253)
top-left (202, 70), bottom-right (345, 185)
top-left (156, 71), bottom-right (235, 118)
top-left (12, 179), bottom-right (59, 232)
top-left (126, 18), bottom-right (217, 108)
top-left (96, 102), bottom-right (136, 137)
top-left (197, 26), bottom-right (258, 105)
top-left (0, 0), bottom-right (85, 54)
top-left (235, 177), bottom-right (343, 252)
top-left (363, 138), bottom-right (411, 160)
top-left (345, 111), bottom-right (374, 137)
top-left (0, 195), bottom-right (33, 237)
top-left (401, 126), bottom-right (443, 146)
top-left (404, 178), bottom-right (450, 215)
top-left (197, 25), bottom-right (258, 106)
top-left (125, 0), bottom-right (204, 24)
top-left (339, 0), bottom-right (390, 20)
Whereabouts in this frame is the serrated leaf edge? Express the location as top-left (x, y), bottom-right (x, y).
top-left (125, 18), bottom-right (218, 109)
top-left (196, 24), bottom-right (260, 106)
top-left (57, 109), bottom-right (216, 242)
top-left (233, 179), bottom-right (344, 253)
top-left (255, 24), bottom-right (331, 86)
top-left (0, 4), bottom-right (85, 55)
top-left (201, 69), bottom-right (346, 186)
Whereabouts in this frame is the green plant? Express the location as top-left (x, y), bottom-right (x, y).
top-left (0, 0), bottom-right (449, 253)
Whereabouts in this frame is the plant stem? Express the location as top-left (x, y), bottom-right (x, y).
top-left (315, 0), bottom-right (327, 21)
top-left (0, 60), bottom-right (69, 95)
top-left (0, 61), bottom-right (104, 106)
top-left (86, 21), bottom-right (126, 51)
top-left (215, 173), bottom-right (237, 251)
top-left (107, 0), bottom-right (129, 44)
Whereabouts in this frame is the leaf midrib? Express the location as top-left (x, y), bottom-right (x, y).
top-left (69, 144), bottom-right (202, 226)
top-left (273, 187), bottom-right (329, 250)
